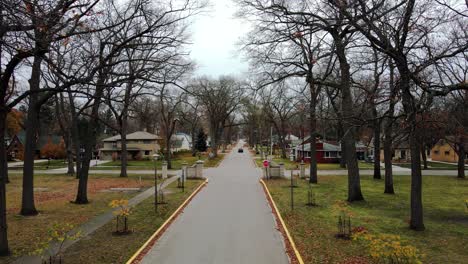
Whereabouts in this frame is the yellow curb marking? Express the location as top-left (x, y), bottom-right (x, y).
top-left (126, 178), bottom-right (209, 264)
top-left (260, 179), bottom-right (305, 264)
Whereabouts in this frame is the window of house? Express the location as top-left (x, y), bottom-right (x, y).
top-left (112, 142), bottom-right (117, 148)
top-left (445, 151), bottom-right (450, 156)
top-left (325, 152), bottom-right (330, 158)
top-left (145, 151), bottom-right (150, 155)
top-left (434, 150), bottom-right (439, 155)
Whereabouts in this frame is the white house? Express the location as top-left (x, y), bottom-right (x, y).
top-left (171, 132), bottom-right (192, 151)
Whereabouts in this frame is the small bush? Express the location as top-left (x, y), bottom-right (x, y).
top-left (109, 199), bottom-right (131, 235)
top-left (111, 152), bottom-right (118, 162)
top-left (35, 222), bottom-right (81, 264)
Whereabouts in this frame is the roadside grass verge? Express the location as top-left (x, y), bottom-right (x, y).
top-left (61, 179), bottom-right (204, 264)
top-left (3, 173), bottom-right (154, 263)
top-left (264, 175), bottom-right (468, 263)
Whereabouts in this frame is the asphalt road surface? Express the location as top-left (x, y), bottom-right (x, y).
top-left (140, 140), bottom-right (289, 264)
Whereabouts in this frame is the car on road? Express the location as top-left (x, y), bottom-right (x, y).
top-left (238, 148), bottom-right (244, 153)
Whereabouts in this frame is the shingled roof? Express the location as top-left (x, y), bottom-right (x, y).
top-left (102, 131), bottom-right (161, 142)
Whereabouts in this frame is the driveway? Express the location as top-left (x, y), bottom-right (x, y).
top-left (140, 140), bottom-right (289, 264)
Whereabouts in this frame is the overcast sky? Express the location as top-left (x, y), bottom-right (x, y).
top-left (189, 0), bottom-right (250, 78)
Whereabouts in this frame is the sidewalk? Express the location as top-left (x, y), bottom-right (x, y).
top-left (7, 159), bottom-right (48, 168)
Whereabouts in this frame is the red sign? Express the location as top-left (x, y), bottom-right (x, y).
top-left (263, 160), bottom-right (269, 168)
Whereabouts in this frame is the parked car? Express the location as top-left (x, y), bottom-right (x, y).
top-left (238, 148), bottom-right (244, 153)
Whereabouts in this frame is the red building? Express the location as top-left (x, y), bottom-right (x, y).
top-left (293, 140), bottom-right (367, 163)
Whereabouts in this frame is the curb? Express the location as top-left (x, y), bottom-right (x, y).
top-left (126, 178), bottom-right (209, 264)
top-left (260, 179), bottom-right (304, 264)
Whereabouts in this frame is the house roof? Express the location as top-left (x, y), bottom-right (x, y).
top-left (296, 140), bottom-right (367, 152)
top-left (435, 137), bottom-right (468, 149)
top-left (174, 132), bottom-right (192, 143)
top-left (12, 131), bottom-right (62, 149)
top-left (103, 131), bottom-right (161, 142)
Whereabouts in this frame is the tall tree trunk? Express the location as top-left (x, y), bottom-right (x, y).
top-left (56, 94), bottom-right (74, 176)
top-left (210, 123), bottom-right (220, 158)
top-left (191, 128), bottom-right (197, 156)
top-left (399, 67), bottom-right (424, 231)
top-left (75, 67), bottom-right (107, 204)
top-left (75, 142), bottom-right (91, 204)
top-left (457, 143), bottom-right (465, 179)
top-left (165, 136), bottom-right (172, 169)
top-left (0, 108), bottom-right (10, 255)
top-left (384, 62), bottom-right (396, 194)
top-left (20, 55), bottom-right (42, 216)
top-left (334, 33), bottom-right (363, 202)
top-left (373, 110), bottom-right (382, 179)
top-left (119, 76), bottom-right (133, 177)
top-left (120, 128), bottom-right (128, 178)
top-left (68, 89), bottom-right (81, 179)
top-left (119, 106), bottom-right (129, 178)
top-left (309, 86), bottom-right (318, 184)
top-left (383, 133), bottom-right (394, 194)
top-left (338, 124), bottom-right (346, 168)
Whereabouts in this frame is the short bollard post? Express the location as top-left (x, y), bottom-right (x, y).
top-left (181, 162), bottom-right (188, 192)
top-left (162, 161), bottom-right (168, 179)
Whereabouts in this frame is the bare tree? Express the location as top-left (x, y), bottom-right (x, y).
top-left (334, 0), bottom-right (468, 230)
top-left (178, 96), bottom-right (202, 156)
top-left (191, 77), bottom-right (243, 158)
top-left (259, 82), bottom-right (297, 159)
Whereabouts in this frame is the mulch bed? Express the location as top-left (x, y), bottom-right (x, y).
top-left (35, 178), bottom-right (151, 204)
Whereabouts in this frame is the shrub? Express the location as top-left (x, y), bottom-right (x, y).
top-left (111, 152), bottom-right (118, 161)
top-left (35, 222), bottom-right (81, 264)
top-left (134, 151), bottom-right (143, 161)
top-left (333, 200), bottom-right (353, 239)
top-left (109, 199), bottom-right (131, 234)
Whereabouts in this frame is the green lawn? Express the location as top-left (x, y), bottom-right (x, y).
top-left (3, 173), bottom-right (155, 263)
top-left (396, 161), bottom-right (460, 170)
top-left (96, 152), bottom-right (224, 170)
top-left (254, 158), bottom-right (374, 170)
top-left (265, 175), bottom-right (468, 264)
top-left (61, 179), bottom-right (204, 263)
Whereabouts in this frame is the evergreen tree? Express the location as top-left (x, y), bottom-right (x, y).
top-left (195, 129), bottom-right (207, 152)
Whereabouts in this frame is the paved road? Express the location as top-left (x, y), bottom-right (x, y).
top-left (140, 141), bottom-right (289, 264)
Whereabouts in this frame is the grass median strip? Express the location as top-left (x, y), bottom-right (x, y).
top-left (60, 178), bottom-right (206, 264)
top-left (264, 175), bottom-right (468, 263)
top-left (260, 179), bottom-right (304, 264)
top-left (4, 173), bottom-right (152, 263)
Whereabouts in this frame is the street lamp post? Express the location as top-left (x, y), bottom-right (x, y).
top-left (153, 153), bottom-right (160, 212)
